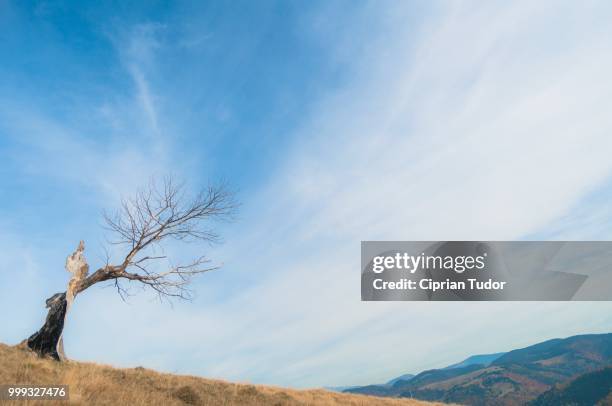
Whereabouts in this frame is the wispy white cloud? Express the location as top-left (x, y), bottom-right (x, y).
top-left (2, 0), bottom-right (612, 391)
top-left (182, 0), bottom-right (612, 387)
top-left (0, 22), bottom-right (176, 203)
top-left (119, 23), bottom-right (166, 138)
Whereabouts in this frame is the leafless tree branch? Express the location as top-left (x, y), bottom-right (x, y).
top-left (76, 176), bottom-right (236, 300)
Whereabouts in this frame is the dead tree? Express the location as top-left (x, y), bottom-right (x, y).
top-left (25, 177), bottom-right (235, 360)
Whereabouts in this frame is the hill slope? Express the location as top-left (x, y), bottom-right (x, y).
top-left (0, 343), bottom-right (440, 405)
top-left (530, 367), bottom-right (612, 406)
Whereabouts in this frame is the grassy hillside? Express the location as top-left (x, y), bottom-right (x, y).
top-left (0, 343), bottom-right (440, 405)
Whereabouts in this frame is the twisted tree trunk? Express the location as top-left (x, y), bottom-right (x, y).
top-left (26, 292), bottom-right (68, 360)
top-left (25, 242), bottom-right (89, 360)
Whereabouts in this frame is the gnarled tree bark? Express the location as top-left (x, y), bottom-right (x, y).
top-left (26, 241), bottom-right (89, 360)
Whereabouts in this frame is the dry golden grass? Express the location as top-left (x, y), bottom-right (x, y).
top-left (0, 343), bottom-right (440, 406)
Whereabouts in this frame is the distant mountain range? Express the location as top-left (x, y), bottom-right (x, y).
top-left (386, 373), bottom-right (416, 386)
top-left (344, 333), bottom-right (612, 405)
top-left (443, 352), bottom-right (505, 370)
top-left (327, 352), bottom-right (501, 394)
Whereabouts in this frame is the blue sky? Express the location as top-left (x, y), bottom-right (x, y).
top-left (1, 0), bottom-right (612, 388)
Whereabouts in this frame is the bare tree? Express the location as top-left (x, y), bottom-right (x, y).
top-left (24, 177), bottom-right (235, 360)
